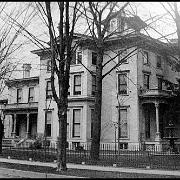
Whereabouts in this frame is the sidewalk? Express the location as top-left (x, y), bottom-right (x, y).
top-left (0, 157), bottom-right (180, 177)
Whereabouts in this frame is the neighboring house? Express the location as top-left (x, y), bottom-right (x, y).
top-left (1, 13), bottom-right (180, 150)
top-left (1, 64), bottom-right (39, 139)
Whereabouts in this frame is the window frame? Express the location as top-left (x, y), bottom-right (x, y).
top-left (45, 111), bottom-right (52, 137)
top-left (110, 18), bottom-right (117, 32)
top-left (70, 47), bottom-right (82, 65)
top-left (28, 87), bottom-right (34, 103)
top-left (143, 51), bottom-right (149, 65)
top-left (73, 75), bottom-right (81, 95)
top-left (92, 52), bottom-right (97, 65)
top-left (72, 109), bottom-right (81, 138)
top-left (46, 81), bottom-right (52, 99)
top-left (158, 77), bottom-right (163, 90)
top-left (92, 75), bottom-right (96, 95)
top-left (77, 50), bottom-right (82, 64)
top-left (118, 108), bottom-right (128, 139)
top-left (17, 88), bottom-right (22, 103)
top-left (143, 73), bottom-right (150, 90)
top-left (156, 55), bottom-right (162, 69)
top-left (118, 73), bottom-right (128, 95)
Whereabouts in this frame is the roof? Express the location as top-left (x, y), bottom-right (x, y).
top-left (102, 10), bottom-right (147, 31)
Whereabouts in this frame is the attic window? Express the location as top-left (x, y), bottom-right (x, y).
top-left (110, 19), bottom-right (117, 33)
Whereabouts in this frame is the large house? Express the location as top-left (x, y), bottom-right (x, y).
top-left (1, 13), bottom-right (180, 150)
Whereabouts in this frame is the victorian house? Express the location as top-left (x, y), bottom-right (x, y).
top-left (1, 13), bottom-right (180, 150)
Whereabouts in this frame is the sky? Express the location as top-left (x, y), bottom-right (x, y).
top-left (0, 2), bottom-right (179, 99)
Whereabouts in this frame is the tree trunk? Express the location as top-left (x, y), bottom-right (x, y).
top-left (56, 104), bottom-right (67, 171)
top-left (90, 49), bottom-right (103, 160)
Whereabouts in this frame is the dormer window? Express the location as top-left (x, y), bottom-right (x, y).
top-left (110, 19), bottom-right (117, 33)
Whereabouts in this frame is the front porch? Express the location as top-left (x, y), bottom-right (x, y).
top-left (139, 89), bottom-right (180, 151)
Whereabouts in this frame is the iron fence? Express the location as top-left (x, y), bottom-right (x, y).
top-left (2, 143), bottom-right (180, 170)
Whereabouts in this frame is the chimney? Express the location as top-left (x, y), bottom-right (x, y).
top-left (22, 63), bottom-right (31, 78)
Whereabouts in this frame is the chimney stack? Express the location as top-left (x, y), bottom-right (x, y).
top-left (22, 63), bottom-right (31, 78)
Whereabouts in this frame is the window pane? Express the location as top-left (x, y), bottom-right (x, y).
top-left (157, 55), bottom-right (162, 68)
top-left (74, 125), bottom-right (80, 137)
top-left (75, 75), bottom-right (81, 85)
top-left (67, 110), bottom-right (70, 138)
top-left (46, 124), bottom-right (51, 137)
top-left (74, 109), bottom-right (80, 123)
top-left (46, 111), bottom-right (52, 123)
top-left (119, 109), bottom-right (128, 138)
top-left (92, 75), bottom-right (96, 95)
top-left (73, 109), bottom-right (81, 137)
top-left (71, 52), bottom-right (76, 64)
top-left (144, 74), bottom-right (149, 89)
top-left (17, 89), bottom-right (22, 103)
top-left (29, 87), bottom-right (34, 102)
top-left (77, 51), bottom-right (82, 64)
top-left (118, 74), bottom-right (127, 94)
top-left (75, 86), bottom-right (81, 92)
top-left (74, 75), bottom-right (81, 95)
top-left (143, 51), bottom-right (148, 64)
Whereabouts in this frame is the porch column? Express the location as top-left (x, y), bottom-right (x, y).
top-left (155, 102), bottom-right (161, 141)
top-left (11, 114), bottom-right (16, 138)
top-left (26, 113), bottom-right (30, 138)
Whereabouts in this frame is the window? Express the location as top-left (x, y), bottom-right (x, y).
top-left (118, 18), bottom-right (125, 32)
top-left (110, 19), bottom-right (117, 32)
top-left (91, 109), bottom-right (95, 138)
top-left (92, 75), bottom-right (96, 95)
top-left (74, 75), bottom-right (81, 95)
top-left (17, 89), bottom-right (22, 103)
top-left (119, 109), bottom-right (128, 138)
top-left (118, 49), bottom-right (128, 64)
top-left (28, 87), bottom-right (34, 102)
top-left (118, 73), bottom-right (127, 95)
top-left (47, 60), bottom-right (51, 72)
top-left (92, 52), bottom-right (97, 65)
top-left (46, 81), bottom-right (52, 99)
top-left (157, 77), bottom-right (163, 90)
top-left (72, 109), bottom-right (81, 137)
top-left (45, 111), bottom-right (52, 137)
top-left (67, 109), bottom-right (70, 138)
top-left (143, 74), bottom-right (150, 90)
top-left (157, 55), bottom-right (162, 68)
top-left (71, 52), bottom-right (76, 65)
top-left (77, 51), bottom-right (82, 64)
top-left (143, 51), bottom-right (149, 65)
top-left (70, 48), bottom-right (82, 65)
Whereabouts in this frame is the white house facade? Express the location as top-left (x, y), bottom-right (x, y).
top-left (1, 14), bottom-right (180, 150)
